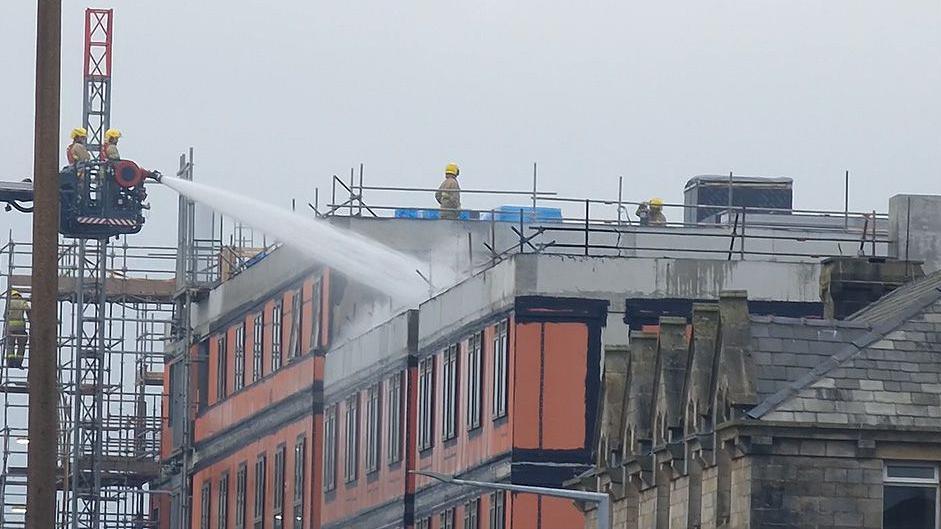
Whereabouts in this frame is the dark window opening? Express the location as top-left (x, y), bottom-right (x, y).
top-left (272, 300), bottom-right (283, 371)
top-left (466, 332), bottom-right (482, 430)
top-left (217, 473), bottom-right (229, 529)
top-left (492, 321), bottom-right (509, 419)
top-left (418, 357), bottom-right (435, 451)
top-left (288, 289), bottom-right (301, 360)
top-left (884, 463), bottom-right (938, 529)
top-left (442, 344), bottom-right (459, 441)
top-left (200, 481), bottom-right (211, 529)
top-left (234, 324), bottom-right (246, 391)
top-left (235, 464), bottom-right (247, 529)
top-left (293, 436), bottom-right (306, 529)
top-left (387, 372), bottom-right (403, 465)
top-left (463, 498), bottom-right (480, 529)
top-left (254, 454), bottom-right (266, 529)
top-left (215, 335), bottom-right (227, 400)
top-left (252, 313), bottom-right (264, 382)
top-left (323, 405), bottom-right (337, 491)
top-left (489, 491), bottom-right (505, 529)
top-left (344, 395), bottom-right (359, 483)
top-left (273, 445), bottom-right (286, 529)
top-left (365, 383), bottom-right (381, 473)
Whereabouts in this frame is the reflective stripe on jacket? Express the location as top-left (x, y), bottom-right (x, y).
top-left (6, 298), bottom-right (29, 327)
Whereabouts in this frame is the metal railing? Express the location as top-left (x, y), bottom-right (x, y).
top-left (312, 174), bottom-right (888, 264)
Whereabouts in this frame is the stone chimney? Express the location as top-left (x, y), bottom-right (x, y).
top-left (819, 257), bottom-right (923, 319)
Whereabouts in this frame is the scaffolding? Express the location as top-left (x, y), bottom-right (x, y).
top-left (314, 170), bottom-right (890, 265)
top-left (0, 236), bottom-right (177, 529)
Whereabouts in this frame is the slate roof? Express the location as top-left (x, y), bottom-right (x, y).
top-left (849, 270), bottom-right (941, 326)
top-left (749, 316), bottom-right (870, 401)
top-left (748, 269), bottom-right (941, 425)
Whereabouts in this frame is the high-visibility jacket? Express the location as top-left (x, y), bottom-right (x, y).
top-left (67, 142), bottom-right (91, 164)
top-left (100, 143), bottom-right (120, 161)
top-left (5, 298), bottom-right (29, 330)
top-left (435, 175), bottom-right (461, 210)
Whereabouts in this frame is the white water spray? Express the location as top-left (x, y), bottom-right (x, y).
top-left (161, 176), bottom-right (431, 305)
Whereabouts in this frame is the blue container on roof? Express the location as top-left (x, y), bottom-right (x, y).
top-left (482, 205), bottom-right (563, 223)
top-left (394, 208), bottom-right (473, 220)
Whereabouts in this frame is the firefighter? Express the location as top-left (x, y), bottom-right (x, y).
top-left (435, 162), bottom-right (462, 220)
top-left (636, 198), bottom-right (667, 226)
top-left (66, 127), bottom-right (91, 165)
top-left (4, 290), bottom-right (30, 369)
top-left (101, 128), bottom-right (121, 161)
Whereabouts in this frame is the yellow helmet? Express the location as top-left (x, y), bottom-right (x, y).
top-left (10, 289), bottom-right (21, 297)
top-left (70, 127), bottom-right (87, 139)
top-left (445, 162), bottom-right (459, 176)
top-left (105, 128), bottom-right (122, 140)
top-left (649, 197), bottom-right (664, 207)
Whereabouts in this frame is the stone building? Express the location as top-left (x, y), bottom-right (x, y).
top-left (584, 270), bottom-right (941, 529)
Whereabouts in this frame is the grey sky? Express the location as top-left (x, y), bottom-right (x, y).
top-left (2, 1), bottom-right (939, 246)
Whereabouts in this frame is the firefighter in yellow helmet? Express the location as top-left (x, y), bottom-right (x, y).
top-left (101, 128), bottom-right (121, 161)
top-left (4, 290), bottom-right (30, 369)
top-left (435, 162), bottom-right (462, 220)
top-left (635, 197), bottom-right (667, 226)
top-left (66, 127), bottom-right (91, 165)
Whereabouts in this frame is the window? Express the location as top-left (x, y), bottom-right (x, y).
top-left (489, 491), bottom-right (505, 529)
top-left (288, 289), bottom-right (301, 360)
top-left (466, 333), bottom-right (483, 430)
top-left (365, 384), bottom-right (381, 473)
top-left (272, 300), bottom-right (283, 371)
top-left (200, 481), bottom-right (211, 529)
top-left (463, 498), bottom-right (480, 529)
top-left (216, 335), bottom-right (227, 400)
top-left (344, 394), bottom-right (359, 482)
top-left (252, 313), bottom-right (264, 382)
top-left (217, 473), bottom-right (229, 529)
top-left (442, 344), bottom-right (459, 441)
top-left (492, 320), bottom-right (509, 419)
top-left (884, 463), bottom-right (938, 529)
top-left (439, 507), bottom-right (455, 529)
top-left (254, 454), bottom-right (266, 529)
top-left (293, 436), bottom-right (306, 529)
top-left (386, 372), bottom-right (402, 465)
top-left (310, 279), bottom-right (322, 351)
top-left (323, 405), bottom-right (337, 491)
top-left (416, 517), bottom-right (431, 529)
top-left (235, 464), bottom-right (247, 529)
top-left (273, 445), bottom-right (286, 529)
top-left (418, 357), bottom-right (435, 451)
top-left (234, 324), bottom-right (246, 391)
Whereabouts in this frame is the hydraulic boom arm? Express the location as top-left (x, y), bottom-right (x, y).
top-left (0, 180), bottom-right (34, 212)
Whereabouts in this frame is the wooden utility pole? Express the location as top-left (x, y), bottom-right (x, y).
top-left (28, 1), bottom-right (61, 529)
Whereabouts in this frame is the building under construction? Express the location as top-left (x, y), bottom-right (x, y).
top-left (4, 6), bottom-right (940, 529)
top-left (9, 143), bottom-right (941, 529)
top-left (42, 162), bottom-right (911, 529)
